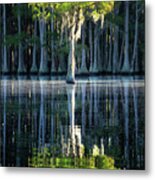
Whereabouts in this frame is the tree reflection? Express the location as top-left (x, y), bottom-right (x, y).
top-left (38, 78), bottom-right (46, 149)
top-left (66, 84), bottom-right (83, 157)
top-left (0, 77), bottom-right (145, 169)
top-left (2, 77), bottom-right (7, 166)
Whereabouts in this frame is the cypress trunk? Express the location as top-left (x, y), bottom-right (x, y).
top-left (66, 38), bottom-right (76, 83)
top-left (97, 39), bottom-right (102, 72)
top-left (58, 17), bottom-right (67, 73)
top-left (0, 6), bottom-right (1, 73)
top-left (31, 19), bottom-right (38, 74)
top-left (17, 4), bottom-right (26, 74)
top-left (2, 4), bottom-right (9, 74)
top-left (39, 18), bottom-right (48, 74)
top-left (89, 21), bottom-right (93, 72)
top-left (118, 36), bottom-right (125, 71)
top-left (92, 24), bottom-right (99, 73)
top-left (105, 22), bottom-right (109, 70)
top-left (79, 24), bottom-right (88, 74)
top-left (113, 25), bottom-right (119, 73)
top-left (50, 8), bottom-right (56, 74)
top-left (66, 21), bottom-right (76, 84)
top-left (58, 54), bottom-right (66, 74)
top-left (107, 23), bottom-right (113, 72)
top-left (131, 1), bottom-right (139, 73)
top-left (122, 1), bottom-right (130, 73)
top-left (112, 4), bottom-right (119, 73)
top-left (66, 10), bottom-right (84, 83)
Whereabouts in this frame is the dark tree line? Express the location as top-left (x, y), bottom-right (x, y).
top-left (0, 1), bottom-right (145, 81)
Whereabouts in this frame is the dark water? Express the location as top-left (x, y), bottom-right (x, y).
top-left (0, 76), bottom-right (145, 169)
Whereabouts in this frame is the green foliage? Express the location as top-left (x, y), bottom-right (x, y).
top-left (28, 147), bottom-right (116, 169)
top-left (95, 155), bottom-right (115, 169)
top-left (58, 43), bottom-right (69, 56)
top-left (4, 33), bottom-right (40, 48)
top-left (4, 32), bottom-right (27, 47)
top-left (29, 3), bottom-right (53, 20)
top-left (27, 35), bottom-right (40, 46)
top-left (29, 1), bottom-right (114, 22)
top-left (12, 4), bottom-right (27, 17)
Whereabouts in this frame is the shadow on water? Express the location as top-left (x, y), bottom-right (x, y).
top-left (0, 76), bottom-right (145, 169)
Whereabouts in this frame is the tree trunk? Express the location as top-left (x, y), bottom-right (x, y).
top-left (79, 24), bottom-right (88, 74)
top-left (58, 54), bottom-right (66, 74)
top-left (122, 1), bottom-right (130, 73)
top-left (89, 21), bottom-right (93, 72)
top-left (112, 4), bottom-right (119, 73)
top-left (97, 39), bottom-right (102, 72)
top-left (66, 38), bottom-right (76, 83)
top-left (58, 17), bottom-right (67, 74)
top-left (118, 36), bottom-right (125, 71)
top-left (0, 6), bottom-right (1, 73)
top-left (98, 15), bottom-right (104, 73)
top-left (11, 49), bottom-right (16, 74)
top-left (131, 1), bottom-right (139, 73)
top-left (31, 19), bottom-right (38, 74)
top-left (105, 22), bottom-right (109, 70)
top-left (66, 10), bottom-right (84, 83)
top-left (92, 24), bottom-right (99, 73)
top-left (113, 25), bottom-right (119, 73)
top-left (39, 18), bottom-right (48, 74)
top-left (17, 4), bottom-right (26, 74)
top-left (100, 138), bottom-right (104, 155)
top-left (50, 8), bottom-right (56, 74)
top-left (66, 23), bottom-right (76, 83)
top-left (107, 23), bottom-right (113, 72)
top-left (2, 4), bottom-right (9, 74)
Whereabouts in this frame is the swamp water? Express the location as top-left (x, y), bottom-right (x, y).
top-left (0, 76), bottom-right (145, 169)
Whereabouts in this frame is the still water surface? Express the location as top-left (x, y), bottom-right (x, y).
top-left (0, 76), bottom-right (145, 169)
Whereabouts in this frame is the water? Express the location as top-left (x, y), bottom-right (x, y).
top-left (0, 76), bottom-right (145, 169)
